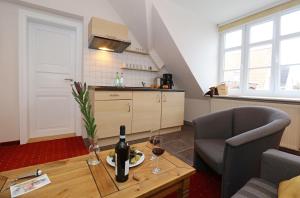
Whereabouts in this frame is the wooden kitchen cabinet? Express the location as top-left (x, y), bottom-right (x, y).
top-left (161, 92), bottom-right (185, 129)
top-left (94, 100), bottom-right (132, 139)
top-left (132, 91), bottom-right (161, 133)
top-left (90, 87), bottom-right (185, 142)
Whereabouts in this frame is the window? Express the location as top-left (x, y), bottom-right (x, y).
top-left (223, 29), bottom-right (242, 89)
top-left (220, 7), bottom-right (300, 97)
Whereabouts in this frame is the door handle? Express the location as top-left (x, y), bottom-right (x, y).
top-left (64, 78), bottom-right (74, 82)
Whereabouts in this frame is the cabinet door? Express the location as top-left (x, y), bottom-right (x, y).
top-left (94, 100), bottom-right (132, 139)
top-left (132, 92), bottom-right (161, 133)
top-left (161, 92), bottom-right (185, 128)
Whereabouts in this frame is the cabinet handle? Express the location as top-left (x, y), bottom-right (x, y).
top-left (110, 94), bottom-right (119, 97)
top-left (157, 94), bottom-right (161, 103)
top-left (128, 103), bottom-right (131, 112)
top-left (162, 95), bottom-right (167, 102)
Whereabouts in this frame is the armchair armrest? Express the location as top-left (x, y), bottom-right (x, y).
top-left (261, 149), bottom-right (300, 185)
top-left (192, 109), bottom-right (233, 140)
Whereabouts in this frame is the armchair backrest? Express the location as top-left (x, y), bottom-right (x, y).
top-left (232, 106), bottom-right (290, 136)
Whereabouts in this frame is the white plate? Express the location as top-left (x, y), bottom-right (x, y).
top-left (106, 150), bottom-right (145, 168)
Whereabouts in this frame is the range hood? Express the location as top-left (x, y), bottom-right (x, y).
top-left (88, 17), bottom-right (131, 53)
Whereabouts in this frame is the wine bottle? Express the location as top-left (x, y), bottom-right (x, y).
top-left (115, 125), bottom-right (129, 182)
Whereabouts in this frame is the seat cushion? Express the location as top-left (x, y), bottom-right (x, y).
top-left (194, 139), bottom-right (225, 174)
top-left (232, 178), bottom-right (277, 198)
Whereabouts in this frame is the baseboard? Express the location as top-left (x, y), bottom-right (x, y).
top-left (28, 133), bottom-right (76, 143)
top-left (0, 140), bottom-right (20, 146)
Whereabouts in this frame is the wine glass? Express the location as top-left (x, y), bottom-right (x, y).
top-left (152, 135), bottom-right (165, 174)
top-left (149, 130), bottom-right (156, 160)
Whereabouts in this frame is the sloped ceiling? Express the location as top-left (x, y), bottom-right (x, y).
top-left (109, 0), bottom-right (149, 50)
top-left (151, 7), bottom-right (203, 97)
top-left (109, 0), bottom-right (286, 97)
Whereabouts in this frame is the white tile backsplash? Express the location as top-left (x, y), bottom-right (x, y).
top-left (84, 48), bottom-right (167, 87)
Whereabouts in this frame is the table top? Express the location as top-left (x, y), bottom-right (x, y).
top-left (0, 142), bottom-right (195, 198)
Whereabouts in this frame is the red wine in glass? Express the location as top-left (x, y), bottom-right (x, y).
top-left (152, 147), bottom-right (165, 156)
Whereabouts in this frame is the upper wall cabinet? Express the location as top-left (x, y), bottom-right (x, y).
top-left (161, 92), bottom-right (185, 129)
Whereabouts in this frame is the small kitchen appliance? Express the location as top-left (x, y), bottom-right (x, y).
top-left (162, 73), bottom-right (174, 89)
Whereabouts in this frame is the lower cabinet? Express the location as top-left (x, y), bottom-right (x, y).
top-left (91, 90), bottom-right (185, 139)
top-left (132, 91), bottom-right (161, 133)
top-left (161, 92), bottom-right (185, 129)
top-left (94, 100), bottom-right (132, 139)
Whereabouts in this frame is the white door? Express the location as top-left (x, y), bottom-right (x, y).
top-left (28, 20), bottom-right (77, 139)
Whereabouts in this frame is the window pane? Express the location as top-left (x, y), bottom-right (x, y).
top-left (249, 45), bottom-right (272, 68)
top-left (250, 21), bottom-right (273, 43)
top-left (224, 70), bottom-right (240, 89)
top-left (281, 10), bottom-right (300, 35)
top-left (280, 65), bottom-right (300, 91)
top-left (280, 37), bottom-right (300, 65)
top-left (224, 50), bottom-right (241, 70)
top-left (225, 30), bottom-right (242, 49)
top-left (248, 68), bottom-right (271, 90)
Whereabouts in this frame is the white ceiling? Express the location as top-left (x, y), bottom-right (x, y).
top-left (170, 0), bottom-right (287, 24)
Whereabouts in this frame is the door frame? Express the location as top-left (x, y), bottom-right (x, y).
top-left (19, 9), bottom-right (83, 144)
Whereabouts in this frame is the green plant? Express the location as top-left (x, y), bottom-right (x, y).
top-left (72, 82), bottom-right (97, 138)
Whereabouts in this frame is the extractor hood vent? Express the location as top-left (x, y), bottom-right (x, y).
top-left (88, 17), bottom-right (131, 53)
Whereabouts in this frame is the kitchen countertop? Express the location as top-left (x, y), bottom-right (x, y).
top-left (89, 86), bottom-right (184, 92)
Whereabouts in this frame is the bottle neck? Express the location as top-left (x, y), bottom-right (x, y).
top-left (119, 135), bottom-right (126, 141)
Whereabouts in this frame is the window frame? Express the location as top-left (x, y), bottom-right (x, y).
top-left (219, 5), bottom-right (300, 98)
top-left (219, 27), bottom-right (244, 95)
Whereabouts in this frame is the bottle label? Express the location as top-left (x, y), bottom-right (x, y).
top-left (115, 153), bottom-right (118, 176)
top-left (125, 160), bottom-right (129, 176)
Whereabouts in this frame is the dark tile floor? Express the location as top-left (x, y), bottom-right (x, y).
top-left (161, 125), bottom-right (194, 165)
top-left (96, 125), bottom-right (195, 166)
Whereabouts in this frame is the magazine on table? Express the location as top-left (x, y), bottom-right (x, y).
top-left (10, 174), bottom-right (51, 197)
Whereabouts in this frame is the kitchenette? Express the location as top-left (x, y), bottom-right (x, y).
top-left (86, 17), bottom-right (185, 145)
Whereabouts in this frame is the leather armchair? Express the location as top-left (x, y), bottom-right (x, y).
top-left (193, 106), bottom-right (291, 198)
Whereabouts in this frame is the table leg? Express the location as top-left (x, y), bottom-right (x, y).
top-left (177, 178), bottom-right (190, 198)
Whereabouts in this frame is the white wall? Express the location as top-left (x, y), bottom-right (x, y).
top-left (18, 0), bottom-right (163, 87)
top-left (0, 0), bottom-right (164, 142)
top-left (184, 98), bottom-right (211, 122)
top-left (0, 1), bottom-right (20, 142)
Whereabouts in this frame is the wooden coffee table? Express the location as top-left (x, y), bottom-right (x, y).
top-left (0, 142), bottom-right (195, 197)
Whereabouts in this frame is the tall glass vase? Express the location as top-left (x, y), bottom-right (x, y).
top-left (88, 137), bottom-right (100, 165)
